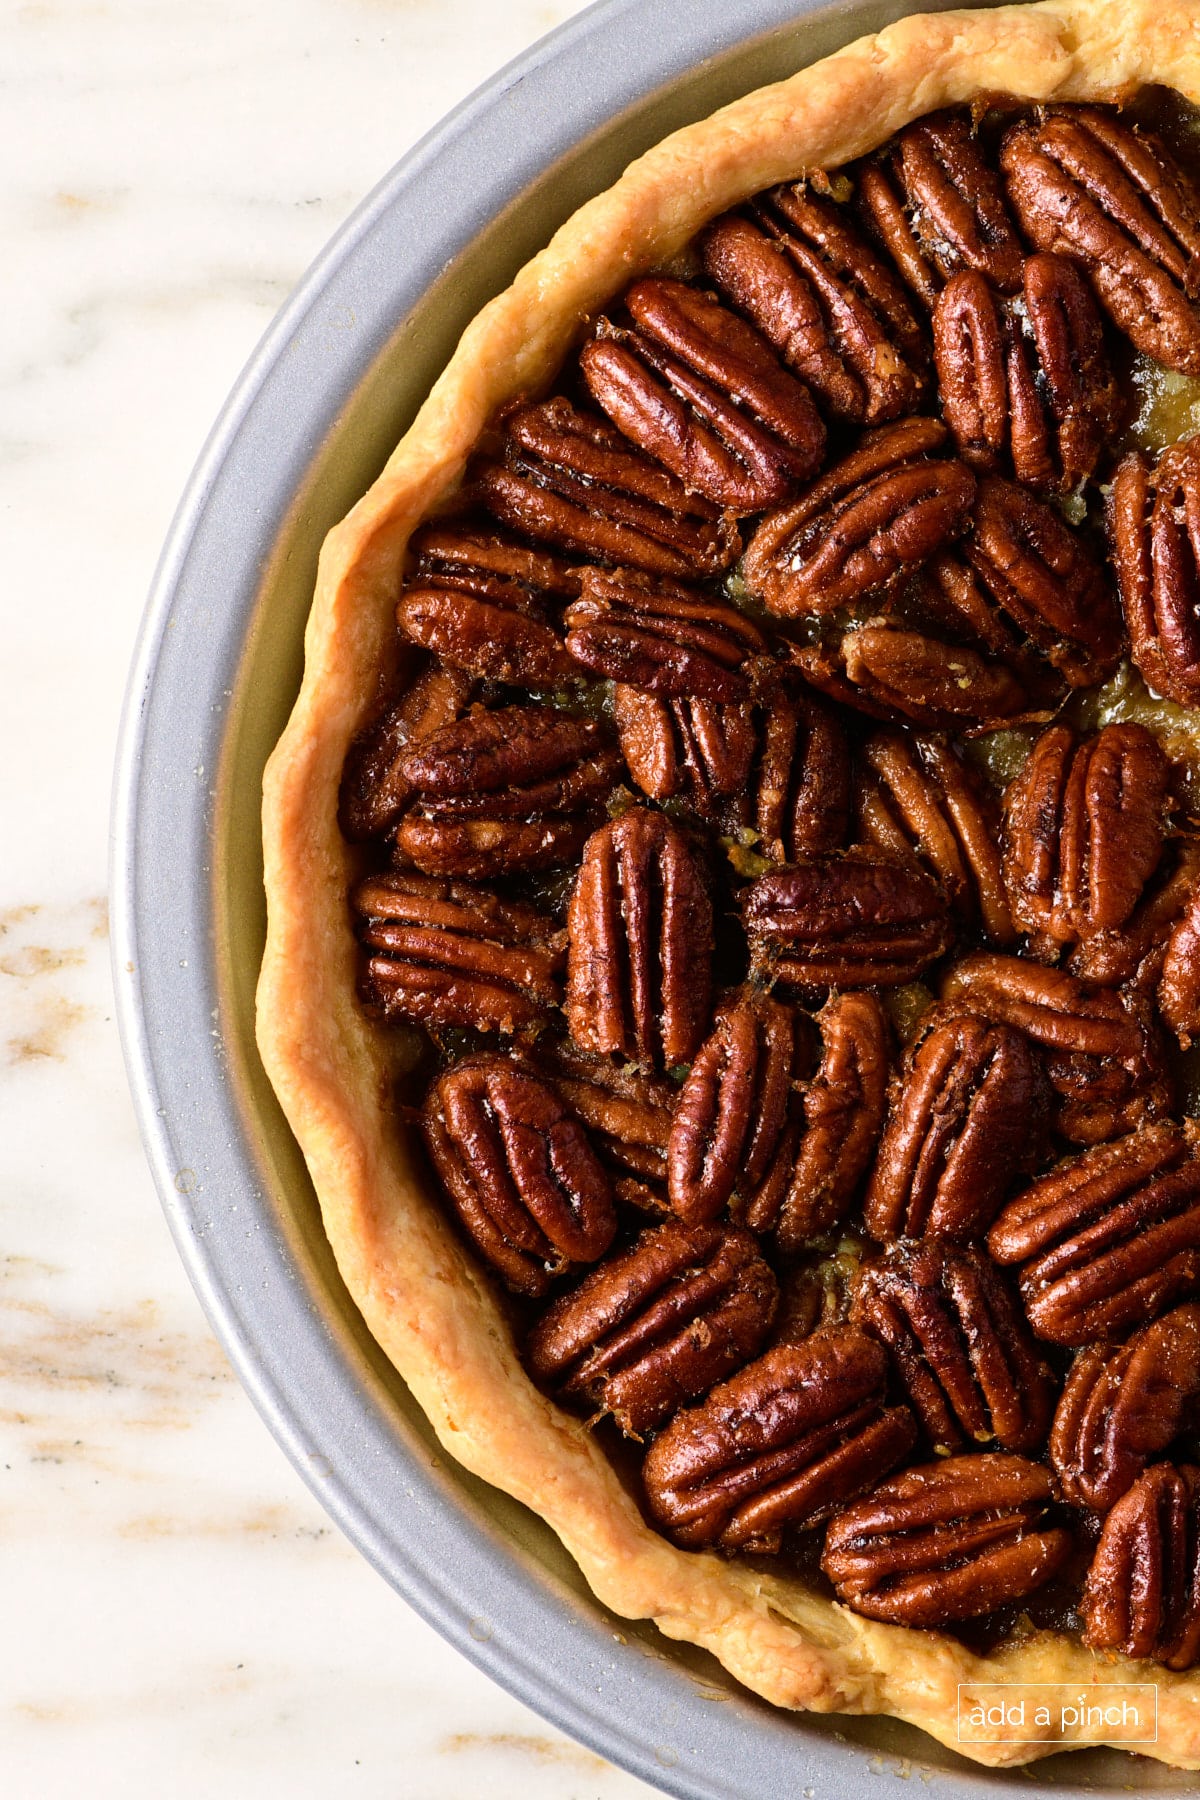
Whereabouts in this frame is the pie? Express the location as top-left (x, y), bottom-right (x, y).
top-left (257, 0), bottom-right (1200, 1771)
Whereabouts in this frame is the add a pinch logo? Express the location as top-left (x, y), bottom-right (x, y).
top-left (957, 1683), bottom-right (1158, 1745)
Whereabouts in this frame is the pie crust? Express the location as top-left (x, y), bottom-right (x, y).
top-left (257, 0), bottom-right (1200, 1768)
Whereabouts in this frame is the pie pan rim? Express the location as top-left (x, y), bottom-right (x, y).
top-left (112, 0), bottom-right (1200, 1792)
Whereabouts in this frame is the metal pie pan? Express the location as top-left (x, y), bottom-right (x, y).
top-left (110, 1), bottom-right (1195, 1792)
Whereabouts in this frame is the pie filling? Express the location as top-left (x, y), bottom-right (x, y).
top-left (338, 88), bottom-right (1200, 1675)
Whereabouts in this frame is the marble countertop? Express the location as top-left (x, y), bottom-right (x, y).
top-left (4, 2), bottom-right (657, 1792)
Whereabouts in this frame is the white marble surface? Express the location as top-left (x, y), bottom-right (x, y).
top-left (2, 3), bottom-right (659, 1792)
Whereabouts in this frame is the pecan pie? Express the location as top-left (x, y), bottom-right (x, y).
top-left (259, 0), bottom-right (1200, 1772)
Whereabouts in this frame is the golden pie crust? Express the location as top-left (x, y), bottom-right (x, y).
top-left (258, 0), bottom-right (1200, 1768)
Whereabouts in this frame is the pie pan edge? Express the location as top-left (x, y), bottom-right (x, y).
top-left (253, 0), bottom-right (1200, 1774)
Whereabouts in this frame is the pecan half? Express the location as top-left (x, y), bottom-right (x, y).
top-left (700, 190), bottom-right (928, 426)
top-left (741, 417), bottom-right (975, 616)
top-left (423, 1055), bottom-right (616, 1297)
top-left (933, 254), bottom-right (1122, 493)
top-left (353, 870), bottom-right (564, 1035)
top-left (744, 849), bottom-right (949, 993)
top-left (962, 476), bottom-right (1124, 689)
top-left (565, 808), bottom-right (712, 1069)
top-left (580, 277), bottom-right (825, 512)
top-left (857, 730), bottom-right (1015, 944)
top-left (864, 1012), bottom-right (1050, 1241)
top-left (526, 1219), bottom-right (777, 1437)
top-left (741, 681), bottom-right (852, 860)
top-left (562, 568), bottom-right (767, 701)
top-left (667, 991), bottom-right (809, 1225)
top-left (630, 677), bottom-right (853, 849)
top-left (394, 815), bottom-right (594, 880)
top-left (1002, 722), bottom-right (1169, 953)
top-left (1051, 1302), bottom-right (1200, 1512)
top-left (822, 1452), bottom-right (1072, 1627)
top-left (1111, 439), bottom-right (1200, 706)
top-left (1082, 1462), bottom-right (1200, 1668)
top-left (942, 952), bottom-right (1172, 1144)
top-left (1002, 106), bottom-right (1200, 374)
top-left (536, 1042), bottom-right (677, 1213)
top-left (915, 551), bottom-right (1066, 705)
top-left (1070, 837), bottom-right (1200, 991)
top-left (987, 1120), bottom-right (1200, 1344)
top-left (852, 1242), bottom-right (1057, 1455)
top-left (858, 111), bottom-right (1026, 304)
top-left (407, 519), bottom-right (581, 605)
top-left (394, 705), bottom-right (623, 877)
top-left (339, 661), bottom-right (476, 843)
top-left (643, 1329), bottom-right (918, 1552)
top-left (397, 591), bottom-right (578, 691)
top-left (793, 625), bottom-right (1028, 730)
top-left (1160, 884), bottom-right (1200, 1047)
top-left (475, 396), bottom-right (740, 578)
top-left (743, 849), bottom-right (953, 990)
top-left (746, 992), bottom-right (890, 1249)
top-left (396, 522), bottom-right (582, 688)
top-left (398, 706), bottom-right (617, 811)
top-left (612, 687), bottom-right (756, 816)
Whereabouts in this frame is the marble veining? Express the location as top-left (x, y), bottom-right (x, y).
top-left (2, 2), bottom-right (658, 1792)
